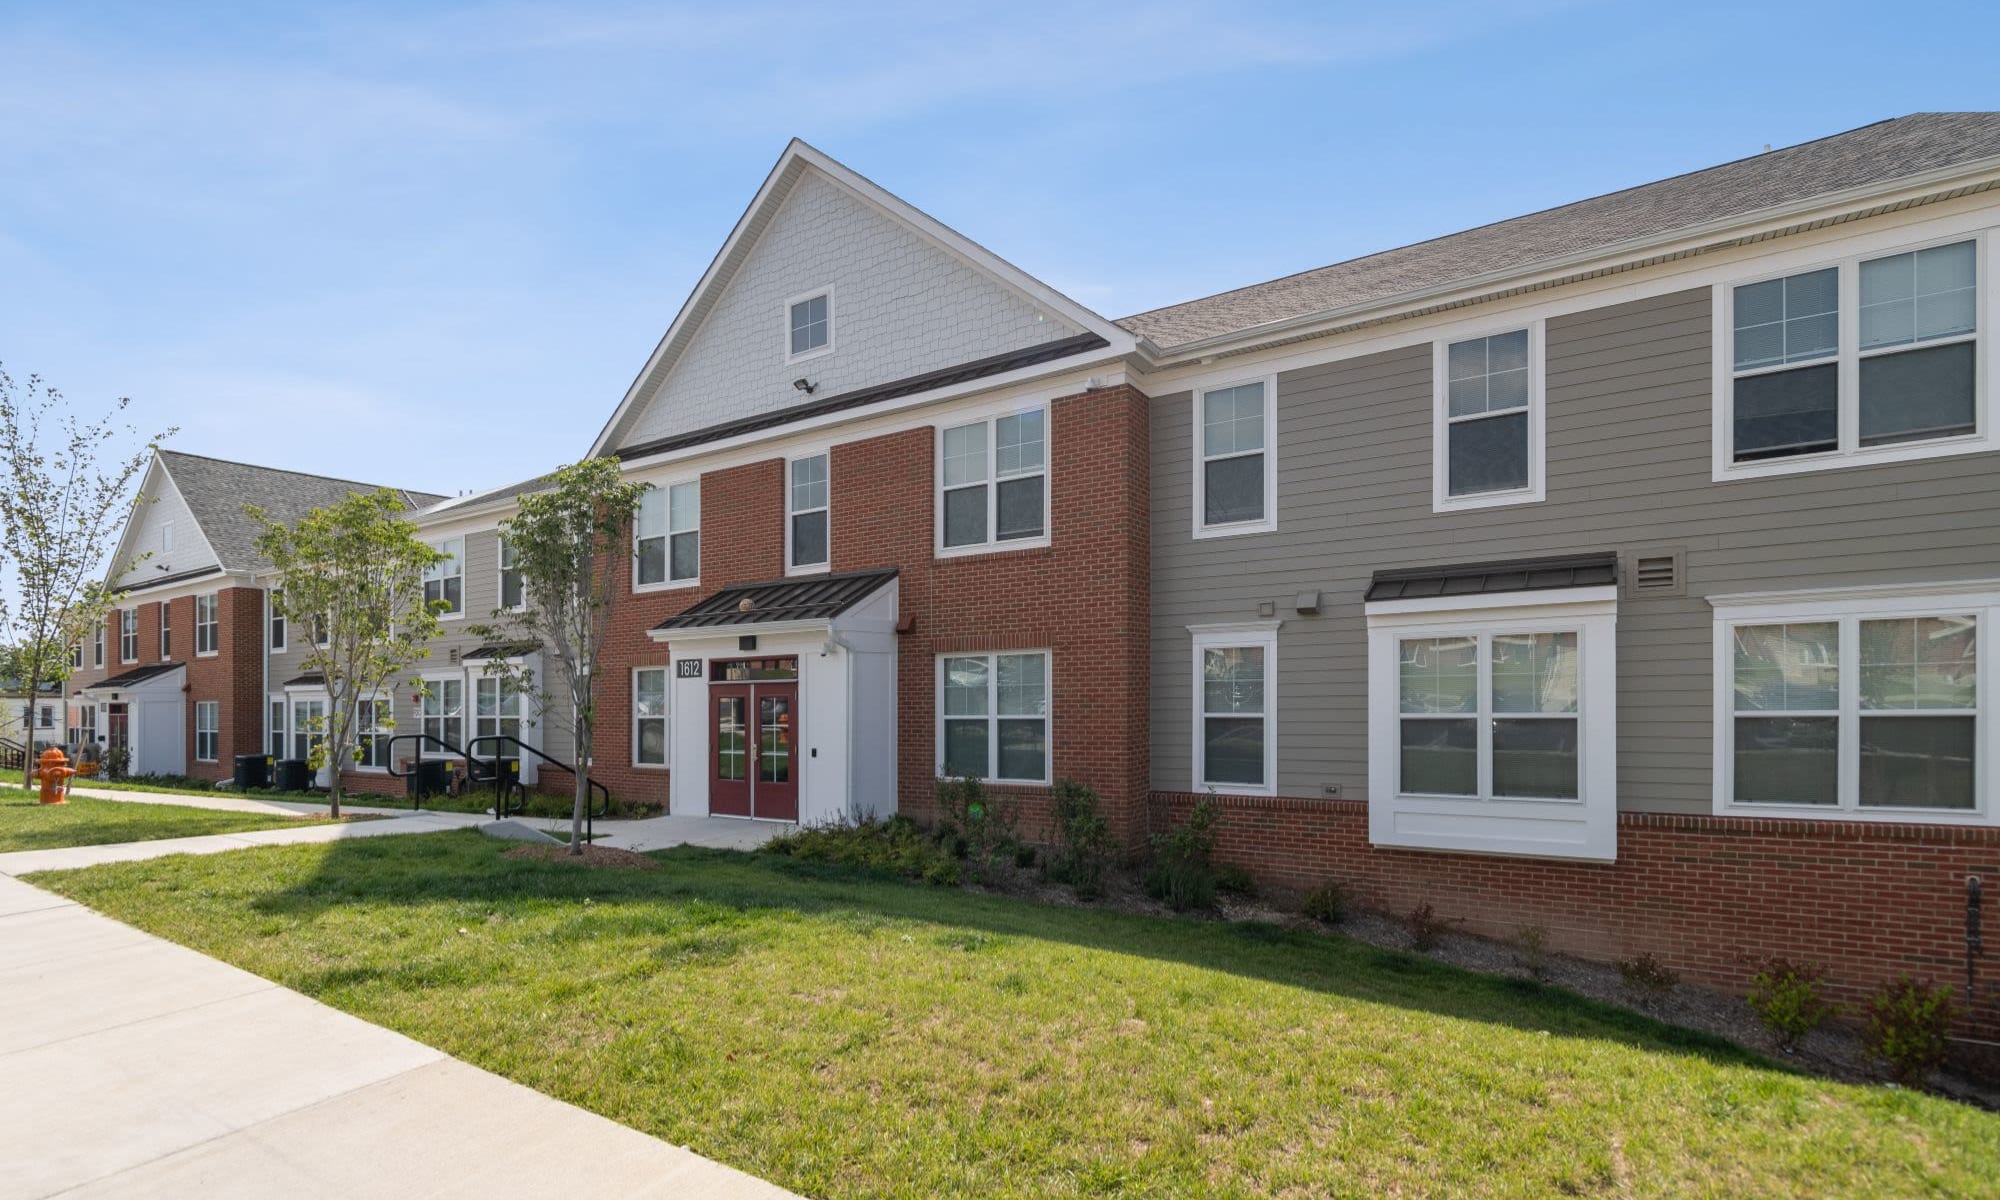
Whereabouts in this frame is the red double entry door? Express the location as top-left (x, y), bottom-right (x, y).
top-left (709, 680), bottom-right (799, 822)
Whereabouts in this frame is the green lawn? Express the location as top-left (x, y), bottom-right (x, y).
top-left (30, 832), bottom-right (1999, 1198)
top-left (0, 792), bottom-right (336, 852)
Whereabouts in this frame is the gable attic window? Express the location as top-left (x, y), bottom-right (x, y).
top-left (787, 288), bottom-right (833, 361)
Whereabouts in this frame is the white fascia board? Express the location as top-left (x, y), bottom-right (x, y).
top-left (647, 619), bottom-right (833, 644)
top-left (1365, 586), bottom-right (1618, 621)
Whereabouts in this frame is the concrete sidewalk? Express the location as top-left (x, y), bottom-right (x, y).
top-left (0, 810), bottom-right (484, 877)
top-left (0, 872), bottom-right (798, 1199)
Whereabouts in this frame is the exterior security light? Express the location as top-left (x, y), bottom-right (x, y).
top-left (792, 378), bottom-right (817, 394)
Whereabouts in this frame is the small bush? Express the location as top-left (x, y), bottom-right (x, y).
top-left (1512, 924), bottom-right (1550, 980)
top-left (1215, 864), bottom-right (1258, 899)
top-left (761, 816), bottom-right (961, 886)
top-left (1864, 976), bottom-right (1958, 1086)
top-left (921, 856), bottom-right (963, 888)
top-left (1012, 843), bottom-right (1038, 869)
top-left (1301, 879), bottom-right (1349, 925)
top-left (935, 776), bottom-right (1020, 879)
top-left (1042, 779), bottom-right (1114, 900)
top-left (1144, 798), bottom-right (1221, 911)
top-left (1617, 952), bottom-right (1679, 998)
top-left (1407, 902), bottom-right (1459, 952)
top-left (1746, 958), bottom-right (1838, 1050)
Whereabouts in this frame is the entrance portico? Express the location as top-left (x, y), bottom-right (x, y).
top-left (71, 663), bottom-right (187, 776)
top-left (649, 569), bottom-right (898, 825)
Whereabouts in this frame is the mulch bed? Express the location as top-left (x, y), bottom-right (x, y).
top-left (501, 843), bottom-right (661, 871)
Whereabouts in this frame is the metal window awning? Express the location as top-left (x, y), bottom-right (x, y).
top-left (1364, 552), bottom-right (1618, 603)
top-left (283, 673), bottom-right (326, 688)
top-left (651, 568), bottom-right (898, 635)
top-left (463, 642), bottom-right (540, 662)
top-left (74, 663), bottom-right (186, 696)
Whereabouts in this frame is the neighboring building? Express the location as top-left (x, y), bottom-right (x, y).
top-left (80, 114), bottom-right (2000, 1034)
top-left (63, 451), bottom-right (443, 780)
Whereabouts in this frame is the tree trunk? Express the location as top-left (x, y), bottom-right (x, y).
top-left (569, 709), bottom-right (588, 855)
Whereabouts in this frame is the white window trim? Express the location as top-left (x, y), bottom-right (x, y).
top-left (633, 479), bottom-right (700, 594)
top-left (497, 537), bottom-right (526, 613)
top-left (1712, 229), bottom-right (1994, 481)
top-left (1365, 591), bottom-right (1618, 861)
top-left (119, 609), bottom-right (138, 664)
top-left (632, 666), bottom-right (669, 769)
top-left (470, 676), bottom-right (523, 749)
top-left (418, 673), bottom-right (466, 757)
top-left (159, 602), bottom-right (171, 660)
top-left (354, 695), bottom-right (392, 772)
top-left (1191, 375), bottom-right (1280, 538)
top-left (1189, 621), bottom-right (1281, 796)
top-left (785, 451), bottom-right (831, 577)
top-left (194, 592), bottom-right (220, 657)
top-left (933, 407), bottom-right (1052, 559)
top-left (1709, 580), bottom-right (1998, 826)
top-left (194, 700), bottom-right (219, 763)
top-left (784, 284), bottom-right (835, 364)
top-left (93, 625), bottom-right (105, 668)
top-left (268, 694), bottom-right (287, 759)
top-left (1431, 319), bottom-right (1547, 513)
top-left (268, 590), bottom-right (286, 653)
top-left (934, 649), bottom-right (1053, 786)
top-left (288, 693), bottom-right (329, 766)
top-left (426, 538), bottom-right (465, 620)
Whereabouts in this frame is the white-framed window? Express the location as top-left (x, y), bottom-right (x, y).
top-left (633, 667), bottom-right (668, 768)
top-left (1716, 232), bottom-right (1989, 479)
top-left (937, 650), bottom-right (1050, 784)
top-left (194, 700), bottom-right (218, 762)
top-left (499, 538), bottom-right (525, 611)
top-left (1193, 376), bottom-right (1278, 536)
top-left (356, 697), bottom-right (391, 770)
top-left (93, 623), bottom-right (105, 668)
top-left (424, 538), bottom-right (464, 615)
top-left (268, 591), bottom-right (286, 652)
top-left (70, 641), bottom-right (83, 670)
top-left (36, 702), bottom-right (55, 730)
top-left (195, 592), bottom-right (220, 655)
top-left (268, 697), bottom-right (286, 758)
top-left (786, 287), bottom-right (833, 361)
top-left (938, 410), bottom-right (1047, 553)
top-left (1366, 589), bottom-right (1618, 861)
top-left (290, 697), bottom-right (326, 764)
top-left (421, 678), bottom-right (464, 752)
top-left (1432, 322), bottom-right (1546, 511)
top-left (312, 612), bottom-right (330, 650)
top-left (119, 608), bottom-right (138, 663)
top-left (160, 521), bottom-right (173, 555)
top-left (473, 676), bottom-right (521, 746)
top-left (159, 602), bottom-right (172, 659)
top-left (1190, 622), bottom-right (1279, 794)
top-left (635, 481), bottom-right (699, 588)
top-left (788, 453), bottom-right (830, 572)
top-left (72, 703), bottom-right (96, 749)
top-left (1711, 582), bottom-right (1997, 824)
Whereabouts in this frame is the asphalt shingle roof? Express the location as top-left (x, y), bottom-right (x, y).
top-left (159, 451), bottom-right (446, 573)
top-left (1117, 113), bottom-right (2000, 348)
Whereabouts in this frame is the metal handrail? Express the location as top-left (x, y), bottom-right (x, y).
top-left (384, 732), bottom-right (471, 812)
top-left (465, 734), bottom-right (611, 843)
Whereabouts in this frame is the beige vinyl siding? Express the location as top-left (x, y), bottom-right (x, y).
top-left (1151, 286), bottom-right (2000, 815)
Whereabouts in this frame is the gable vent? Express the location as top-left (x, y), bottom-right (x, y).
top-left (448, 647), bottom-right (460, 665)
top-left (1625, 548), bottom-right (1685, 597)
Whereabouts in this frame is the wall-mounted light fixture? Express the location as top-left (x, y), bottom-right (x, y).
top-left (792, 378), bottom-right (817, 395)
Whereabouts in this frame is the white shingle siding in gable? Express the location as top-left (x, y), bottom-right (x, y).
top-left (619, 171), bottom-right (1080, 449)
top-left (114, 469), bottom-right (216, 588)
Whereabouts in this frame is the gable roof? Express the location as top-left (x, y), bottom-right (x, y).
top-left (148, 451), bottom-right (445, 577)
top-left (588, 139), bottom-right (1134, 457)
top-left (1119, 113), bottom-right (2000, 350)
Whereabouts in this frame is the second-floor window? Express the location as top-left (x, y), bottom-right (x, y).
top-left (93, 624), bottom-right (104, 668)
top-left (195, 593), bottom-right (220, 655)
top-left (789, 454), bottom-right (829, 571)
top-left (499, 538), bottom-right (525, 610)
top-left (940, 411), bottom-right (1046, 551)
top-left (1434, 325), bottom-right (1544, 509)
top-left (1196, 378), bottom-right (1276, 533)
top-left (159, 602), bottom-right (172, 658)
top-left (70, 642), bottom-right (83, 670)
top-left (119, 609), bottom-right (138, 662)
top-left (425, 538), bottom-right (463, 615)
top-left (635, 482), bottom-right (699, 586)
top-left (269, 592), bottom-right (286, 652)
top-left (1724, 236), bottom-right (1981, 472)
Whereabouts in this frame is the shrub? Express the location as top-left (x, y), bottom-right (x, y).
top-left (1617, 952), bottom-right (1679, 998)
top-left (1042, 779), bottom-right (1113, 899)
top-left (761, 816), bottom-right (961, 886)
top-left (1512, 924), bottom-right (1550, 980)
top-left (1012, 843), bottom-right (1037, 870)
top-left (935, 776), bottom-right (1020, 879)
top-left (1301, 879), bottom-right (1349, 925)
top-left (1215, 864), bottom-right (1258, 899)
top-left (1144, 798), bottom-right (1221, 911)
top-left (1745, 958), bottom-right (1838, 1050)
top-left (1406, 902), bottom-right (1459, 952)
top-left (1864, 976), bottom-right (1958, 1086)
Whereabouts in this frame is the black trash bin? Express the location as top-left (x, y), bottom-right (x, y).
top-left (273, 758), bottom-right (312, 792)
top-left (406, 758), bottom-right (450, 799)
top-left (234, 753), bottom-right (273, 790)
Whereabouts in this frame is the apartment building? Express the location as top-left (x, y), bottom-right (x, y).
top-left (75, 114), bottom-right (2000, 1030)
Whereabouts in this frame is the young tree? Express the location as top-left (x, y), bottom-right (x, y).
top-left (0, 366), bottom-right (173, 783)
top-left (253, 489), bottom-right (446, 819)
top-left (471, 457), bottom-right (646, 854)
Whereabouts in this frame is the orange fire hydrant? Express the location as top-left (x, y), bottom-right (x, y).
top-left (34, 747), bottom-right (75, 805)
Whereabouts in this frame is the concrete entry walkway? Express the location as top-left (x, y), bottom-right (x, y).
top-left (0, 872), bottom-right (799, 1198)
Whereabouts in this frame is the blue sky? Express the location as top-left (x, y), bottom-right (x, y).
top-left (1, 1), bottom-right (1994, 499)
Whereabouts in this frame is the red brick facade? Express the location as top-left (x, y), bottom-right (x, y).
top-left (591, 384), bottom-right (1153, 837)
top-left (1154, 792), bottom-right (2000, 1038)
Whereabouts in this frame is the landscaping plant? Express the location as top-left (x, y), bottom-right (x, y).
top-left (1407, 902), bottom-right (1460, 952)
top-left (1144, 797), bottom-right (1221, 911)
top-left (934, 775), bottom-right (1020, 879)
top-left (1617, 952), bottom-right (1680, 998)
top-left (1864, 975), bottom-right (1959, 1086)
top-left (762, 814), bottom-right (961, 887)
top-left (1301, 879), bottom-right (1350, 925)
top-left (1745, 958), bottom-right (1838, 1050)
top-left (1512, 924), bottom-right (1550, 980)
top-left (1041, 778), bottom-right (1112, 899)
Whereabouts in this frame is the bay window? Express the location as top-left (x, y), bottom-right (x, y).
top-left (939, 411), bottom-right (1047, 551)
top-left (938, 651), bottom-right (1049, 783)
top-left (1190, 623), bottom-right (1279, 793)
top-left (636, 481), bottom-right (699, 586)
top-left (633, 667), bottom-right (668, 767)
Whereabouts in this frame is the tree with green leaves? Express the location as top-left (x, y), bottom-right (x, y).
top-left (470, 457), bottom-right (646, 853)
top-left (253, 488), bottom-right (447, 819)
top-left (0, 366), bottom-right (172, 783)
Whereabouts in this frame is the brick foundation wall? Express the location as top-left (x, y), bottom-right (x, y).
top-left (1152, 791), bottom-right (2000, 1037)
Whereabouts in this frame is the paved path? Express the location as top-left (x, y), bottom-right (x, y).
top-left (0, 810), bottom-right (484, 877)
top-left (0, 874), bottom-right (799, 1199)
